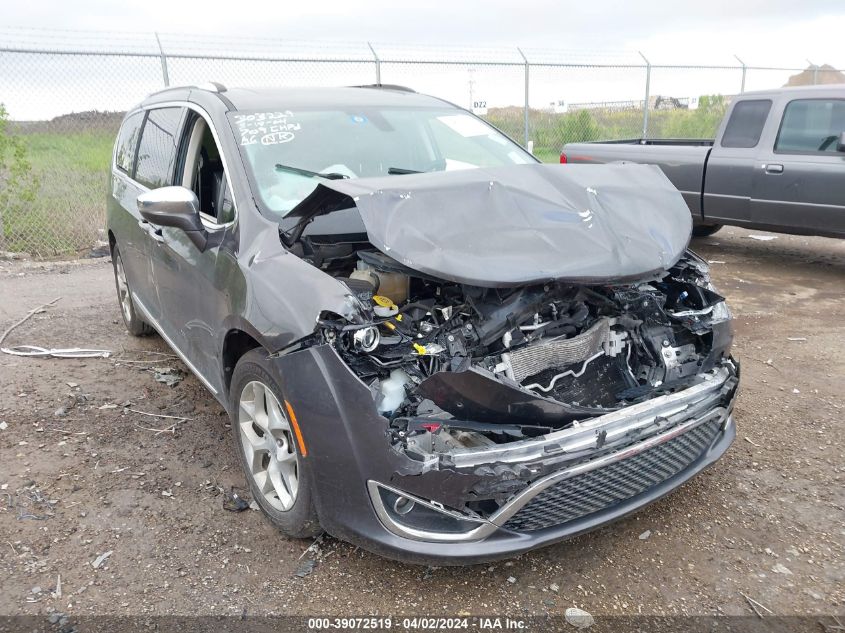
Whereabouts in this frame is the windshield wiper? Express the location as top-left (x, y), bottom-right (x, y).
top-left (275, 163), bottom-right (349, 180)
top-left (387, 167), bottom-right (423, 175)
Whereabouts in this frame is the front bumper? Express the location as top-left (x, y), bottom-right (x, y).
top-left (274, 346), bottom-right (738, 566)
top-left (365, 414), bottom-right (734, 564)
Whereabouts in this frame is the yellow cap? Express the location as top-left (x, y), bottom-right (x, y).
top-left (413, 343), bottom-right (427, 355)
top-left (373, 295), bottom-right (397, 309)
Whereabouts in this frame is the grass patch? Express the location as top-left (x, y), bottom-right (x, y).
top-left (23, 131), bottom-right (114, 174)
top-left (532, 148), bottom-right (560, 163)
top-left (3, 130), bottom-right (114, 255)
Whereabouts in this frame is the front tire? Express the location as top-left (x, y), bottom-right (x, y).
top-left (111, 245), bottom-right (153, 336)
top-left (229, 349), bottom-right (320, 539)
top-left (692, 223), bottom-right (723, 237)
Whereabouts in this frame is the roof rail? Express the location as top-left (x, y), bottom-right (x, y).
top-left (353, 84), bottom-right (416, 93)
top-left (145, 82), bottom-right (227, 99)
top-left (196, 81), bottom-right (227, 93)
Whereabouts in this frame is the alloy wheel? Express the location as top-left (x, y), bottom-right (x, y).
top-left (238, 380), bottom-right (299, 511)
top-left (114, 254), bottom-right (133, 324)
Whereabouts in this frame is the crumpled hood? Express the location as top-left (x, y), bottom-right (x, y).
top-left (288, 163), bottom-right (692, 286)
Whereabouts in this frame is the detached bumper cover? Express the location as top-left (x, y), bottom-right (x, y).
top-left (274, 346), bottom-right (738, 565)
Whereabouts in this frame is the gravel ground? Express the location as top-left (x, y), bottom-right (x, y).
top-left (0, 226), bottom-right (843, 623)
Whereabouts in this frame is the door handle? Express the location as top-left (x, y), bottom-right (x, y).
top-left (138, 219), bottom-right (165, 243)
top-left (763, 163), bottom-right (784, 174)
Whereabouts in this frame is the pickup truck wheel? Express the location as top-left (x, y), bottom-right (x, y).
top-left (111, 246), bottom-right (153, 336)
top-left (230, 349), bottom-right (321, 539)
top-left (692, 224), bottom-right (723, 237)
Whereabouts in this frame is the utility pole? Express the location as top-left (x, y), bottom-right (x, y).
top-left (368, 42), bottom-right (381, 85)
top-left (807, 59), bottom-right (818, 85)
top-left (517, 47), bottom-right (530, 147)
top-left (638, 51), bottom-right (651, 139)
top-left (154, 32), bottom-right (170, 87)
top-left (734, 55), bottom-right (746, 94)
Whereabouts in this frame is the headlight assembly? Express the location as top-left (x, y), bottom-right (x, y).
top-left (352, 326), bottom-right (380, 352)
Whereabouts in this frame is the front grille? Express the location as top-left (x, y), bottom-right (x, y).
top-left (502, 419), bottom-right (722, 532)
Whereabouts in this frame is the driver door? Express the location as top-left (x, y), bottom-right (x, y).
top-left (151, 112), bottom-right (237, 396)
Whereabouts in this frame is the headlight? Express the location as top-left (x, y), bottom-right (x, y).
top-left (705, 281), bottom-right (732, 324)
top-left (709, 298), bottom-right (732, 323)
top-left (367, 481), bottom-right (491, 542)
top-left (352, 326), bottom-right (380, 352)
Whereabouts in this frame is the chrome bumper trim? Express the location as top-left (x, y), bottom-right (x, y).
top-left (367, 481), bottom-right (490, 543)
top-left (446, 365), bottom-right (731, 469)
top-left (488, 406), bottom-right (729, 528)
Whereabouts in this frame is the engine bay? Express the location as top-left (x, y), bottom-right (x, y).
top-left (292, 236), bottom-right (733, 454)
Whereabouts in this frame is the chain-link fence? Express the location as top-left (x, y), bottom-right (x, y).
top-left (1, 28), bottom-right (841, 256)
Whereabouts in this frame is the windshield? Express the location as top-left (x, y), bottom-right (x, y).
top-left (229, 107), bottom-right (535, 218)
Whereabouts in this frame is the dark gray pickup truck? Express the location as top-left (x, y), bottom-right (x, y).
top-left (562, 85), bottom-right (845, 237)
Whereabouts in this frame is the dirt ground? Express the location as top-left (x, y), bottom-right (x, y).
top-left (0, 226), bottom-right (843, 622)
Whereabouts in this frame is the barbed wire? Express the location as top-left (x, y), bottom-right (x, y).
top-left (1, 27), bottom-right (840, 71)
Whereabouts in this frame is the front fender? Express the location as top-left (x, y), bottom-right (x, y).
top-left (241, 231), bottom-right (362, 352)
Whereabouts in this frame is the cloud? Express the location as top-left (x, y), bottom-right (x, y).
top-left (6, 0), bottom-right (845, 62)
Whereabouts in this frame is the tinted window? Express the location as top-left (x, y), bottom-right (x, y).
top-left (181, 118), bottom-right (235, 223)
top-left (721, 99), bottom-right (772, 148)
top-left (114, 111), bottom-right (144, 174)
top-left (135, 107), bottom-right (183, 189)
top-left (775, 99), bottom-right (845, 153)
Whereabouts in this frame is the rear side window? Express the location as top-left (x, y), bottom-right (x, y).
top-left (775, 99), bottom-right (845, 154)
top-left (114, 111), bottom-right (144, 174)
top-left (721, 99), bottom-right (772, 148)
top-left (135, 107), bottom-right (184, 189)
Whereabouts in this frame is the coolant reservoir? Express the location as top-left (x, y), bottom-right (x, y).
top-left (351, 261), bottom-right (408, 305)
top-left (349, 267), bottom-right (380, 292)
top-left (376, 369), bottom-right (411, 415)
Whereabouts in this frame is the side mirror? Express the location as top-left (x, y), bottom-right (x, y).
top-left (137, 186), bottom-right (209, 251)
top-left (837, 131), bottom-right (845, 153)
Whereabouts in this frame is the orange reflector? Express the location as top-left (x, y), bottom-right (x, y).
top-left (284, 399), bottom-right (308, 457)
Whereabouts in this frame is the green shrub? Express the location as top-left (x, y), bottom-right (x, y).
top-left (0, 104), bottom-right (40, 251)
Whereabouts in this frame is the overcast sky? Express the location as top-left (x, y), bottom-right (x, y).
top-left (5, 1), bottom-right (845, 120)
top-left (6, 0), bottom-right (845, 67)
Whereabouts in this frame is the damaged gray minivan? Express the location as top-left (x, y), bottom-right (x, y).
top-left (107, 84), bottom-right (739, 564)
